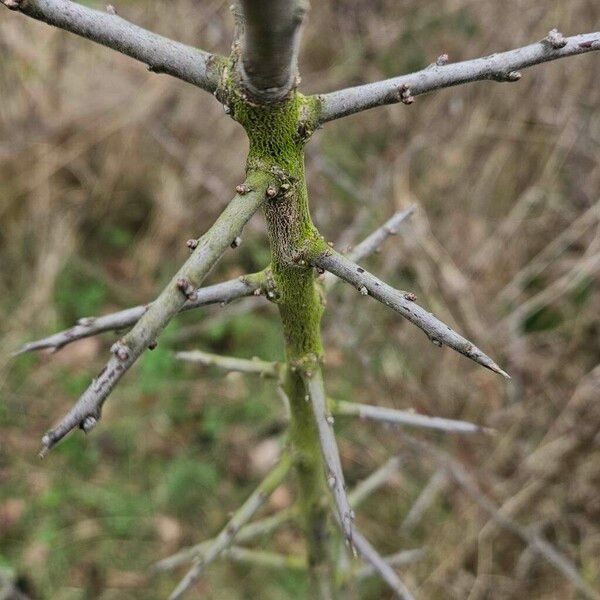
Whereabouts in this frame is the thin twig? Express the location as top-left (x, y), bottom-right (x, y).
top-left (154, 506), bottom-right (297, 572)
top-left (352, 529), bottom-right (416, 600)
top-left (39, 173), bottom-right (273, 456)
top-left (324, 206), bottom-right (415, 290)
top-left (499, 247), bottom-right (600, 328)
top-left (1, 0), bottom-right (223, 93)
top-left (19, 207), bottom-right (412, 356)
top-left (14, 274), bottom-right (266, 355)
top-left (303, 368), bottom-right (355, 550)
top-left (222, 546), bottom-right (306, 571)
top-left (496, 198), bottom-right (600, 306)
top-left (315, 249), bottom-right (509, 379)
top-left (401, 469), bottom-right (447, 532)
top-left (317, 31), bottom-right (600, 122)
top-left (348, 206), bottom-right (416, 263)
top-left (174, 350), bottom-right (281, 379)
top-left (354, 548), bottom-right (426, 580)
top-left (335, 400), bottom-right (494, 435)
top-left (169, 451), bottom-right (293, 600)
top-left (348, 456), bottom-right (402, 508)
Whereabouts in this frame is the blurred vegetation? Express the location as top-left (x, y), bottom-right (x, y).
top-left (1, 0), bottom-right (599, 598)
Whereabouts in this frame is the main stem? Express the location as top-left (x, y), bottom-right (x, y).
top-left (224, 68), bottom-right (333, 594)
top-left (276, 191), bottom-right (334, 596)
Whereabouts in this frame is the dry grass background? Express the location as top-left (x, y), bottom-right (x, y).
top-left (1, 0), bottom-right (599, 598)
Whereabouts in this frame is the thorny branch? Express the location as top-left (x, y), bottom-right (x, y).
top-left (169, 451), bottom-right (293, 600)
top-left (314, 249), bottom-right (510, 378)
top-left (6, 0), bottom-right (600, 596)
top-left (303, 368), bottom-right (355, 550)
top-left (317, 30), bottom-right (600, 122)
top-left (334, 399), bottom-right (494, 435)
top-left (353, 549), bottom-right (426, 580)
top-left (18, 208), bottom-right (414, 355)
top-left (352, 529), bottom-right (416, 600)
top-left (15, 274), bottom-right (267, 354)
top-left (38, 173), bottom-right (273, 457)
top-left (0, 0), bottom-right (223, 93)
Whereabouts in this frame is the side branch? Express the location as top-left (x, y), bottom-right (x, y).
top-left (169, 451), bottom-right (293, 600)
top-left (323, 206), bottom-right (414, 291)
top-left (335, 400), bottom-right (493, 435)
top-left (1, 0), bottom-right (224, 93)
top-left (347, 206), bottom-right (415, 263)
top-left (348, 455), bottom-right (402, 508)
top-left (352, 530), bottom-right (415, 600)
top-left (314, 250), bottom-right (509, 378)
top-left (18, 207), bottom-right (410, 355)
top-left (15, 274), bottom-right (267, 354)
top-left (155, 507), bottom-right (298, 572)
top-left (221, 546), bottom-right (306, 571)
top-left (39, 172), bottom-right (273, 456)
top-left (175, 350), bottom-right (281, 379)
top-left (401, 469), bottom-right (447, 532)
top-left (354, 549), bottom-right (425, 580)
top-left (303, 368), bottom-right (355, 550)
top-left (317, 31), bottom-right (600, 123)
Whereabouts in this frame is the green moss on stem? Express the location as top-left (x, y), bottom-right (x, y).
top-left (222, 57), bottom-right (333, 594)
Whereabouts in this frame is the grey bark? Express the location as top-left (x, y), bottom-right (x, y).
top-left (335, 400), bottom-right (493, 435)
top-left (15, 276), bottom-right (264, 354)
top-left (1, 0), bottom-right (223, 93)
top-left (318, 31), bottom-right (600, 122)
top-left (39, 175), bottom-right (272, 456)
top-left (315, 249), bottom-right (509, 378)
top-left (238, 0), bottom-right (308, 102)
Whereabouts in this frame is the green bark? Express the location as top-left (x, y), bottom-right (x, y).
top-left (221, 59), bottom-right (334, 594)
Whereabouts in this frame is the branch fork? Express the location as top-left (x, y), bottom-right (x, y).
top-left (38, 172), bottom-right (273, 456)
